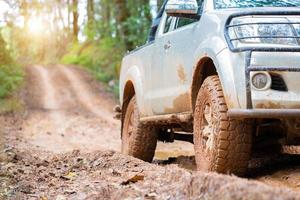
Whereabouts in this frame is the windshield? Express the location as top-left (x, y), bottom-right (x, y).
top-left (215, 0), bottom-right (300, 9)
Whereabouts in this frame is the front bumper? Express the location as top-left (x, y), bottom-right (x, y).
top-left (228, 109), bottom-right (300, 119)
top-left (246, 53), bottom-right (300, 110)
top-left (220, 11), bottom-right (300, 118)
top-left (218, 50), bottom-right (300, 114)
top-left (224, 51), bottom-right (300, 118)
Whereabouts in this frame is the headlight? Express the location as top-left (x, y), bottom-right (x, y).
top-left (229, 18), bottom-right (299, 46)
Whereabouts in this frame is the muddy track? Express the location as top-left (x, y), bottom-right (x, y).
top-left (1, 65), bottom-right (300, 199)
top-left (18, 65), bottom-right (121, 153)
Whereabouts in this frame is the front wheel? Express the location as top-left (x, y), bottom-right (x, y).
top-left (194, 76), bottom-right (253, 176)
top-left (122, 96), bottom-right (158, 162)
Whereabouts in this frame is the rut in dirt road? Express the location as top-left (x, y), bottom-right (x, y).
top-left (20, 65), bottom-right (120, 153)
top-left (34, 66), bottom-right (64, 134)
top-left (59, 65), bottom-right (117, 125)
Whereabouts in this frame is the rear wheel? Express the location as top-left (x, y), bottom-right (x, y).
top-left (122, 96), bottom-right (157, 162)
top-left (194, 76), bottom-right (253, 176)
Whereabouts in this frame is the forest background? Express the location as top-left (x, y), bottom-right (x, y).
top-left (0, 0), bottom-right (165, 111)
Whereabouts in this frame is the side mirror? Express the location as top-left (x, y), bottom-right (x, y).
top-left (166, 0), bottom-right (199, 19)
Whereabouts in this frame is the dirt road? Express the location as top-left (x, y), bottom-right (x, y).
top-left (1, 65), bottom-right (300, 199)
top-left (19, 65), bottom-right (120, 153)
top-left (12, 65), bottom-right (194, 157)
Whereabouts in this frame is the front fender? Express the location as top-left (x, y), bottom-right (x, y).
top-left (120, 65), bottom-right (147, 115)
top-left (192, 46), bottom-right (242, 109)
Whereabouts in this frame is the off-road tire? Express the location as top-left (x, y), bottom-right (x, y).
top-left (122, 96), bottom-right (157, 162)
top-left (194, 75), bottom-right (253, 176)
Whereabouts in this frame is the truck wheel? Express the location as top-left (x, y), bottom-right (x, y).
top-left (122, 96), bottom-right (157, 162)
top-left (194, 76), bottom-right (253, 176)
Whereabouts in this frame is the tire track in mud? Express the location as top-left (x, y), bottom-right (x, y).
top-left (20, 65), bottom-right (120, 153)
top-left (34, 66), bottom-right (61, 123)
top-left (59, 65), bottom-right (117, 125)
top-left (26, 66), bottom-right (77, 152)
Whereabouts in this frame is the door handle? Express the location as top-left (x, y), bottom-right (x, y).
top-left (164, 41), bottom-right (171, 50)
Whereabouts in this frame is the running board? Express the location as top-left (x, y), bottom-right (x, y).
top-left (140, 113), bottom-right (193, 126)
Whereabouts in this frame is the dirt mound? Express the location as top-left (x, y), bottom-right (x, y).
top-left (1, 148), bottom-right (299, 200)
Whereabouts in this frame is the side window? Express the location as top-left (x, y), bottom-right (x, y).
top-left (164, 16), bottom-right (175, 33)
top-left (176, 18), bottom-right (198, 29)
top-left (175, 0), bottom-right (204, 29)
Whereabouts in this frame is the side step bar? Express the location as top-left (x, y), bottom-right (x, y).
top-left (140, 113), bottom-right (193, 126)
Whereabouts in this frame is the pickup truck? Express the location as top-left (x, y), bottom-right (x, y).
top-left (118, 0), bottom-right (300, 175)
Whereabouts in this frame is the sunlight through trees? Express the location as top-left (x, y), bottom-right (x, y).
top-left (0, 0), bottom-right (164, 97)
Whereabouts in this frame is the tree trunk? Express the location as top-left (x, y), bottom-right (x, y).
top-left (100, 0), bottom-right (112, 38)
top-left (114, 0), bottom-right (132, 50)
top-left (87, 0), bottom-right (94, 25)
top-left (67, 0), bottom-right (71, 30)
top-left (87, 0), bottom-right (95, 40)
top-left (72, 0), bottom-right (79, 42)
top-left (56, 1), bottom-right (66, 29)
top-left (20, 0), bottom-right (29, 30)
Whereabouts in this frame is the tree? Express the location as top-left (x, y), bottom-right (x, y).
top-left (0, 33), bottom-right (12, 65)
top-left (20, 0), bottom-right (29, 30)
top-left (114, 0), bottom-right (132, 49)
top-left (87, 0), bottom-right (94, 26)
top-left (142, 0), bottom-right (152, 24)
top-left (72, 0), bottom-right (79, 42)
top-left (98, 0), bottom-right (114, 38)
top-left (114, 0), bottom-right (152, 50)
top-left (67, 0), bottom-right (71, 31)
top-left (157, 0), bottom-right (164, 11)
top-left (86, 0), bottom-right (95, 40)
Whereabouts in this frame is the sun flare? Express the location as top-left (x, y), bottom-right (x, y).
top-left (28, 18), bottom-right (44, 35)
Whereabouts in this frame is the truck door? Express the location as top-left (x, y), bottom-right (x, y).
top-left (147, 13), bottom-right (178, 115)
top-left (160, 0), bottom-right (205, 115)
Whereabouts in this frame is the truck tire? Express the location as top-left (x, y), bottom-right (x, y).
top-left (122, 96), bottom-right (157, 162)
top-left (194, 75), bottom-right (253, 176)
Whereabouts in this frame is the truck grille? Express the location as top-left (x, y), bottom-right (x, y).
top-left (270, 73), bottom-right (288, 92)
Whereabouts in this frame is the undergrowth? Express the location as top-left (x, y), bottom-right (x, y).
top-left (61, 39), bottom-right (122, 97)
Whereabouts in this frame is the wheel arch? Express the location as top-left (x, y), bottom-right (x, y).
top-left (191, 56), bottom-right (218, 112)
top-left (191, 48), bottom-right (241, 112)
top-left (122, 80), bottom-right (136, 117)
top-left (120, 64), bottom-right (148, 115)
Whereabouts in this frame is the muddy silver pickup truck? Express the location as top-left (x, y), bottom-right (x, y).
top-left (118, 0), bottom-right (300, 175)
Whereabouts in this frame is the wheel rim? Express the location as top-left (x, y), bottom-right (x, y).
top-left (122, 109), bottom-right (134, 153)
top-left (201, 103), bottom-right (215, 154)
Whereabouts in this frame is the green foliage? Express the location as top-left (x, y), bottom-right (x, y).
top-left (0, 34), bottom-right (13, 65)
top-left (0, 65), bottom-right (23, 99)
top-left (0, 32), bottom-right (23, 99)
top-left (124, 15), bottom-right (151, 48)
top-left (1, 0), bottom-right (155, 102)
top-left (62, 37), bottom-right (123, 96)
top-left (62, 0), bottom-right (153, 96)
top-left (0, 98), bottom-right (23, 114)
top-left (125, 0), bottom-right (152, 49)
